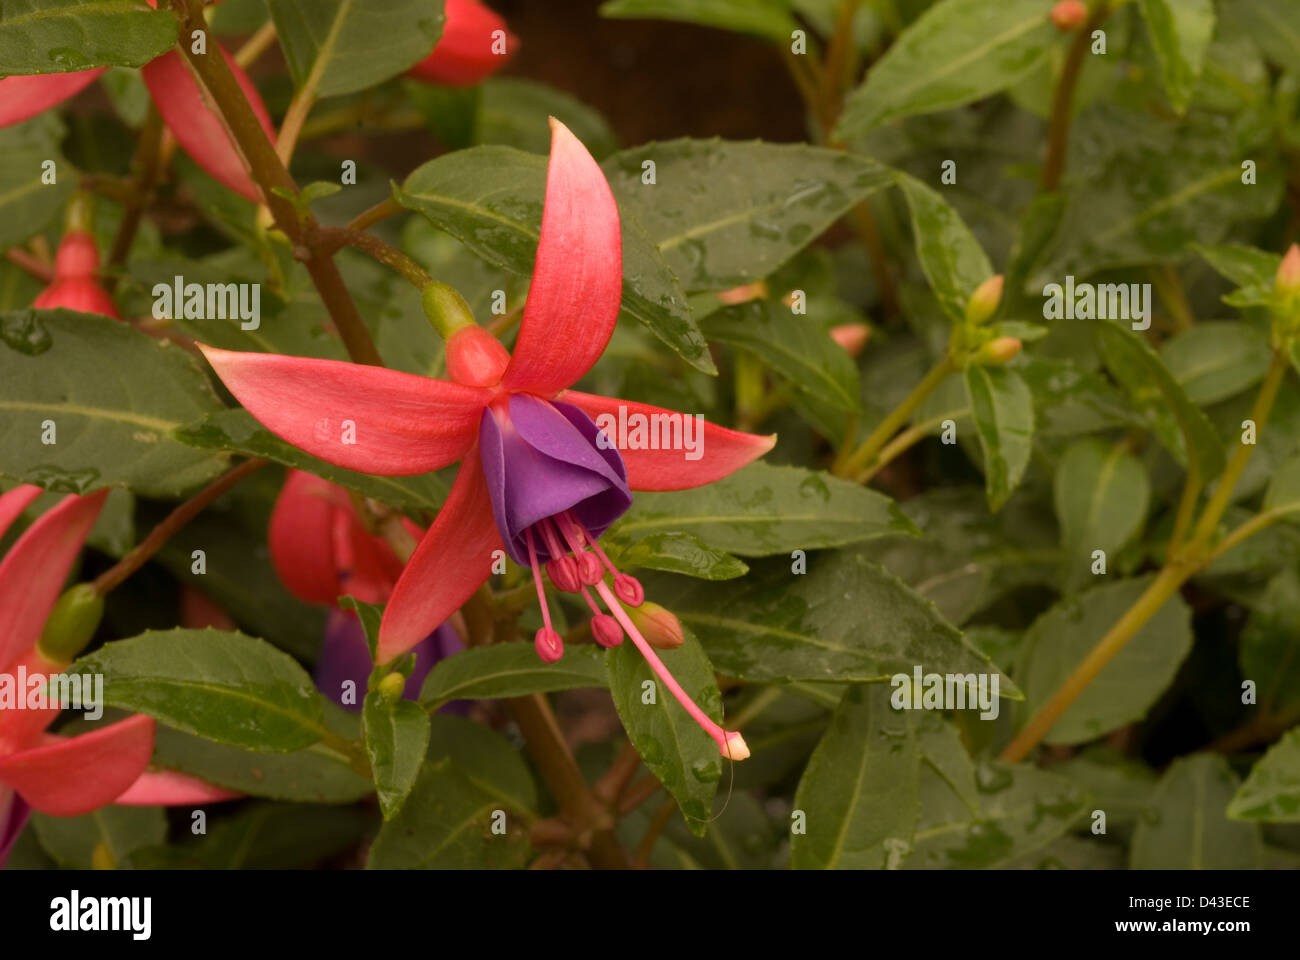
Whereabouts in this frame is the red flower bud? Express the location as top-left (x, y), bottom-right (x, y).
top-left (407, 0), bottom-right (517, 87)
top-left (142, 46), bottom-right (275, 202)
top-left (1051, 1), bottom-right (1088, 32)
top-left (830, 322), bottom-right (871, 357)
top-left (32, 231), bottom-right (120, 319)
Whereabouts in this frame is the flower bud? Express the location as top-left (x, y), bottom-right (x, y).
top-left (964, 274), bottom-right (1004, 326)
top-left (377, 670), bottom-right (406, 702)
top-left (974, 336), bottom-right (1022, 366)
top-left (36, 583), bottom-right (105, 664)
top-left (830, 322), bottom-right (871, 357)
top-left (716, 281), bottom-right (767, 306)
top-left (1276, 244), bottom-right (1300, 297)
top-left (1051, 1), bottom-right (1088, 32)
top-left (628, 602), bottom-right (684, 650)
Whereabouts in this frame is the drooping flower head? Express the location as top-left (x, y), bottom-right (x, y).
top-left (268, 470), bottom-right (462, 709)
top-left (33, 230), bottom-right (120, 320)
top-left (200, 119), bottom-right (774, 759)
top-left (0, 486), bottom-right (234, 867)
top-left (407, 0), bottom-right (517, 87)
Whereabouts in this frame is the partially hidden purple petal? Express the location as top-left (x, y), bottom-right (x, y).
top-left (317, 611), bottom-right (463, 710)
top-left (0, 788), bottom-right (30, 869)
top-left (478, 395), bottom-right (632, 564)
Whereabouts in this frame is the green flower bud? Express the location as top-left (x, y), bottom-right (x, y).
top-left (973, 336), bottom-right (1022, 366)
top-left (377, 671), bottom-right (406, 702)
top-left (37, 583), bottom-right (104, 664)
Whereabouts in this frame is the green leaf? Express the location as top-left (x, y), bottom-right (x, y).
top-left (0, 116), bottom-right (73, 250)
top-left (616, 462), bottom-right (917, 556)
top-left (791, 684), bottom-right (920, 869)
top-left (419, 643), bottom-right (607, 709)
top-left (1229, 0), bottom-right (1300, 67)
top-left (367, 715), bottom-right (536, 868)
top-left (0, 310), bottom-right (226, 497)
top-left (598, 0), bottom-right (799, 44)
top-left (1132, 755), bottom-right (1263, 867)
top-left (1195, 242), bottom-right (1279, 308)
top-left (1228, 729), bottom-right (1300, 822)
top-left (1053, 438), bottom-right (1150, 592)
top-left (836, 0), bottom-right (1054, 137)
top-left (702, 300), bottom-right (860, 412)
top-left (267, 0), bottom-right (446, 99)
top-left (1263, 452), bottom-right (1300, 519)
top-left (898, 175), bottom-right (994, 322)
top-left (1092, 320), bottom-right (1226, 479)
top-left (151, 502), bottom-right (327, 665)
top-left (1030, 113), bottom-right (1283, 285)
top-left (1018, 576), bottom-right (1194, 745)
top-left (68, 628), bottom-right (329, 752)
top-left (364, 692), bottom-right (431, 820)
top-left (607, 626), bottom-right (723, 835)
top-left (177, 409), bottom-right (450, 511)
top-left (964, 364), bottom-right (1034, 512)
top-left (602, 140), bottom-right (893, 291)
top-left (601, 529), bottom-right (749, 580)
top-left (32, 806), bottom-right (165, 870)
top-left (338, 595), bottom-right (382, 660)
top-left (1238, 566), bottom-right (1300, 710)
top-left (1139, 0), bottom-right (1215, 113)
top-left (477, 77), bottom-right (618, 160)
top-left (660, 552), bottom-right (1018, 690)
top-left (906, 754), bottom-right (1088, 869)
top-left (131, 803), bottom-right (374, 869)
top-left (0, 0), bottom-right (175, 74)
top-left (1160, 321), bottom-right (1271, 405)
top-left (395, 145), bottom-right (714, 373)
top-left (151, 708), bottom-right (372, 803)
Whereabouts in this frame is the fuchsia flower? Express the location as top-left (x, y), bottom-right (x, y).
top-left (268, 470), bottom-right (462, 708)
top-left (0, 486), bottom-right (234, 868)
top-left (199, 120), bottom-right (773, 759)
top-left (0, 2), bottom-right (275, 202)
top-left (33, 231), bottom-right (120, 319)
top-left (407, 0), bottom-right (516, 87)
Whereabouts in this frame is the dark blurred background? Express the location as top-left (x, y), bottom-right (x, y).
top-left (489, 0), bottom-right (806, 144)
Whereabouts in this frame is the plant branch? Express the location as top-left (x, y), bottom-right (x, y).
top-left (4, 248), bottom-right (52, 283)
top-left (107, 106), bottom-right (167, 279)
top-left (347, 197), bottom-right (404, 233)
top-left (1041, 6), bottom-right (1107, 191)
top-left (1001, 350), bottom-right (1291, 763)
top-left (836, 353), bottom-right (956, 477)
top-left (167, 0), bottom-right (383, 367)
top-left (321, 227), bottom-right (432, 290)
top-left (92, 458), bottom-right (268, 595)
top-left (234, 20), bottom-right (278, 70)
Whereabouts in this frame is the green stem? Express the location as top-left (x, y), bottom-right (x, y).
top-left (167, 0), bottom-right (384, 367)
top-left (1041, 5), bottom-right (1108, 190)
top-left (837, 353), bottom-right (956, 477)
top-left (1000, 350), bottom-right (1291, 763)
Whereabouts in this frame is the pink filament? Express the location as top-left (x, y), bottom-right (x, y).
top-left (594, 579), bottom-right (730, 754)
top-left (525, 527), bottom-right (554, 631)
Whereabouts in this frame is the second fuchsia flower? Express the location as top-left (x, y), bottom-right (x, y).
top-left (200, 120), bottom-right (773, 759)
top-left (0, 486), bottom-right (234, 868)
